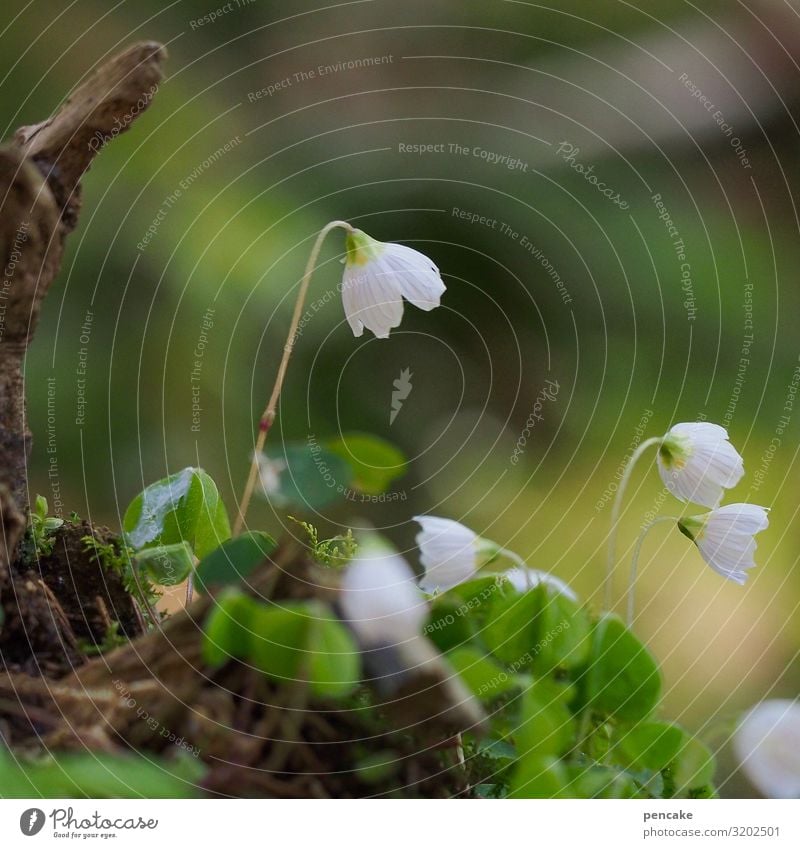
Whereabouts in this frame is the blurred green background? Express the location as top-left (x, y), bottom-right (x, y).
top-left (3, 0), bottom-right (799, 797)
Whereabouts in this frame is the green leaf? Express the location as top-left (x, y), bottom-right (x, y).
top-left (265, 444), bottom-right (354, 510)
top-left (123, 467), bottom-right (231, 558)
top-left (424, 599), bottom-right (475, 652)
top-left (248, 601), bottom-right (360, 698)
top-left (202, 589), bottom-right (256, 667)
top-left (0, 748), bottom-right (204, 798)
top-left (307, 605), bottom-right (361, 698)
top-left (567, 764), bottom-right (644, 799)
top-left (483, 588), bottom-right (543, 667)
top-left (671, 737), bottom-right (716, 797)
top-left (530, 586), bottom-right (590, 674)
top-left (615, 721), bottom-right (687, 773)
top-left (325, 432), bottom-right (407, 495)
top-left (247, 601), bottom-right (312, 682)
top-left (586, 614), bottom-right (661, 723)
top-left (509, 755), bottom-right (569, 798)
top-left (515, 679), bottom-right (575, 759)
top-left (447, 647), bottom-right (517, 702)
top-left (477, 738), bottom-right (517, 764)
top-left (195, 531), bottom-right (276, 593)
top-left (134, 541), bottom-right (194, 586)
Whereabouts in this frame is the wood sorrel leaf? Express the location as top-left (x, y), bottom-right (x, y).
top-left (194, 531), bottom-right (276, 593)
top-left (586, 614), bottom-right (661, 723)
top-left (514, 679), bottom-right (575, 759)
top-left (264, 443), bottom-right (354, 510)
top-left (306, 604), bottom-right (360, 698)
top-left (134, 541), bottom-right (194, 586)
top-left (671, 736), bottom-right (716, 797)
top-left (202, 589), bottom-right (256, 667)
top-left (325, 432), bottom-right (407, 495)
top-left (483, 588), bottom-right (544, 666)
top-left (123, 467), bottom-right (231, 558)
top-left (447, 647), bottom-right (517, 702)
top-left (614, 721), bottom-right (687, 773)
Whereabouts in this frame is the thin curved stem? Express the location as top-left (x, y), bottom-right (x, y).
top-left (626, 516), bottom-right (676, 627)
top-left (495, 547), bottom-right (530, 586)
top-left (604, 436), bottom-right (662, 611)
top-left (233, 220), bottom-right (354, 535)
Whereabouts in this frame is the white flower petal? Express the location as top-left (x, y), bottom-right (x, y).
top-left (340, 230), bottom-right (445, 338)
top-left (380, 243), bottom-right (446, 310)
top-left (657, 422), bottom-right (744, 507)
top-left (341, 266), bottom-right (404, 338)
top-left (734, 700), bottom-right (800, 798)
top-left (503, 567), bottom-right (578, 601)
top-left (414, 515), bottom-right (478, 593)
top-left (340, 550), bottom-right (427, 647)
top-left (684, 503), bottom-right (769, 584)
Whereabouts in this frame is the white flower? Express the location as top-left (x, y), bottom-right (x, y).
top-left (341, 229), bottom-right (445, 338)
top-left (254, 453), bottom-right (286, 497)
top-left (503, 567), bottom-right (578, 601)
top-left (340, 548), bottom-right (428, 647)
top-left (734, 700), bottom-right (800, 798)
top-left (657, 422), bottom-right (744, 507)
top-left (414, 516), bottom-right (488, 593)
top-left (678, 503), bottom-right (769, 584)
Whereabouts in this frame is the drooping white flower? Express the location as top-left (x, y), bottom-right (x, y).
top-left (678, 503), bottom-right (769, 584)
top-left (414, 516), bottom-right (501, 593)
top-left (340, 547), bottom-right (428, 647)
top-left (254, 453), bottom-right (286, 497)
top-left (657, 422), bottom-right (744, 507)
top-left (503, 567), bottom-right (578, 601)
top-left (341, 229), bottom-right (445, 338)
top-left (734, 700), bottom-right (800, 798)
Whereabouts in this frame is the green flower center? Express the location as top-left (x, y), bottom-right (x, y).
top-left (659, 433), bottom-right (692, 471)
top-left (345, 229), bottom-right (384, 267)
top-left (677, 515), bottom-right (707, 543)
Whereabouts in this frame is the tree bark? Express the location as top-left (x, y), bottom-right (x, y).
top-left (0, 41), bottom-right (166, 522)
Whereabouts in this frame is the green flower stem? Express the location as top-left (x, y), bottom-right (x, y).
top-left (604, 436), bottom-right (662, 611)
top-left (496, 547), bottom-right (531, 586)
top-left (626, 516), bottom-right (676, 626)
top-left (233, 220), bottom-right (354, 535)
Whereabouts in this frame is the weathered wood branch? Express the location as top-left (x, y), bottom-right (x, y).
top-left (0, 41), bottom-right (166, 521)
